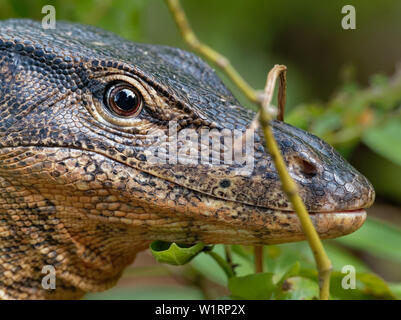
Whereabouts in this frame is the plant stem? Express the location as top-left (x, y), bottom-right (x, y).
top-left (259, 65), bottom-right (332, 300)
top-left (164, 0), bottom-right (259, 104)
top-left (254, 246), bottom-right (264, 273)
top-left (223, 245), bottom-right (236, 276)
top-left (206, 251), bottom-right (235, 279)
top-left (165, 0), bottom-right (332, 300)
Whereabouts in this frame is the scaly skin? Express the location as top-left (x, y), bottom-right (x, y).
top-left (0, 19), bottom-right (374, 299)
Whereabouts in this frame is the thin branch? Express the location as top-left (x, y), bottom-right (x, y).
top-left (254, 246), bottom-right (264, 273)
top-left (277, 70), bottom-right (286, 121)
top-left (165, 0), bottom-right (259, 104)
top-left (223, 245), bottom-right (237, 276)
top-left (206, 251), bottom-right (235, 279)
top-left (165, 0), bottom-right (332, 300)
top-left (259, 65), bottom-right (332, 300)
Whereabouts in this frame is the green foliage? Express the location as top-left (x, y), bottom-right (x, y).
top-left (0, 0), bottom-right (145, 41)
top-left (227, 262), bottom-right (320, 300)
top-left (228, 272), bottom-right (276, 300)
top-left (390, 283), bottom-right (401, 299)
top-left (335, 219), bottom-right (401, 264)
top-left (363, 119), bottom-right (401, 167)
top-left (146, 223), bottom-right (401, 300)
top-left (2, 0), bottom-right (401, 300)
top-left (286, 72), bottom-right (401, 204)
top-left (150, 241), bottom-right (207, 265)
top-left (147, 210), bottom-right (401, 300)
top-left (329, 272), bottom-right (397, 300)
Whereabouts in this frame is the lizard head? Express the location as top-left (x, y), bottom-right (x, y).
top-left (0, 19), bottom-right (375, 298)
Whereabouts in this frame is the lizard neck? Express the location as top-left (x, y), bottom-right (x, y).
top-left (0, 172), bottom-right (149, 299)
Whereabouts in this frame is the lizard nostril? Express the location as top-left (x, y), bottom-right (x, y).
top-left (293, 158), bottom-right (318, 178)
top-left (299, 159), bottom-right (317, 178)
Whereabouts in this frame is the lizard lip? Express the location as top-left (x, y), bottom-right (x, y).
top-left (196, 206), bottom-right (367, 245)
top-left (296, 209), bottom-right (367, 215)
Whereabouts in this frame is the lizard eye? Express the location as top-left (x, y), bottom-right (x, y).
top-left (104, 82), bottom-right (143, 117)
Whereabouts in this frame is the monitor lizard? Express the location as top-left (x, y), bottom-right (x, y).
top-left (0, 19), bottom-right (375, 299)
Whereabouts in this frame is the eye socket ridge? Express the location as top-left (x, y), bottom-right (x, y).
top-left (104, 82), bottom-right (143, 117)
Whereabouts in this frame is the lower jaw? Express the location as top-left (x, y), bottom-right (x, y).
top-left (189, 209), bottom-right (368, 246)
top-left (316, 209), bottom-right (367, 236)
top-left (267, 209), bottom-right (367, 243)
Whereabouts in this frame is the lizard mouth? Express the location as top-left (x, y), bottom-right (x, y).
top-left (286, 208), bottom-right (367, 214)
top-left (0, 146), bottom-right (368, 245)
top-left (155, 178), bottom-right (368, 245)
top-left (190, 205), bottom-right (367, 246)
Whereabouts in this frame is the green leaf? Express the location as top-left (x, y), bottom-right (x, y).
top-left (190, 245), bottom-right (228, 285)
top-left (264, 242), bottom-right (369, 277)
top-left (335, 218), bottom-right (401, 264)
top-left (389, 283), bottom-right (401, 299)
top-left (276, 262), bottom-right (301, 286)
top-left (228, 272), bottom-right (276, 300)
top-left (190, 245), bottom-right (254, 285)
top-left (150, 241), bottom-right (205, 265)
top-left (206, 251), bottom-right (235, 279)
top-left (329, 271), bottom-right (397, 300)
top-left (274, 276), bottom-right (319, 300)
top-left (363, 119), bottom-right (401, 167)
top-left (357, 273), bottom-right (396, 298)
top-left (263, 243), bottom-right (314, 279)
top-left (311, 112), bottom-right (342, 136)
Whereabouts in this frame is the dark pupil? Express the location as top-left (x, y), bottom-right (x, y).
top-left (113, 88), bottom-right (138, 111)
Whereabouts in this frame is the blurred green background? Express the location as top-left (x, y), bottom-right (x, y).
top-left (1, 0), bottom-right (401, 299)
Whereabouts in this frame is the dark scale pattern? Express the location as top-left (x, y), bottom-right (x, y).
top-left (0, 19), bottom-right (374, 299)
